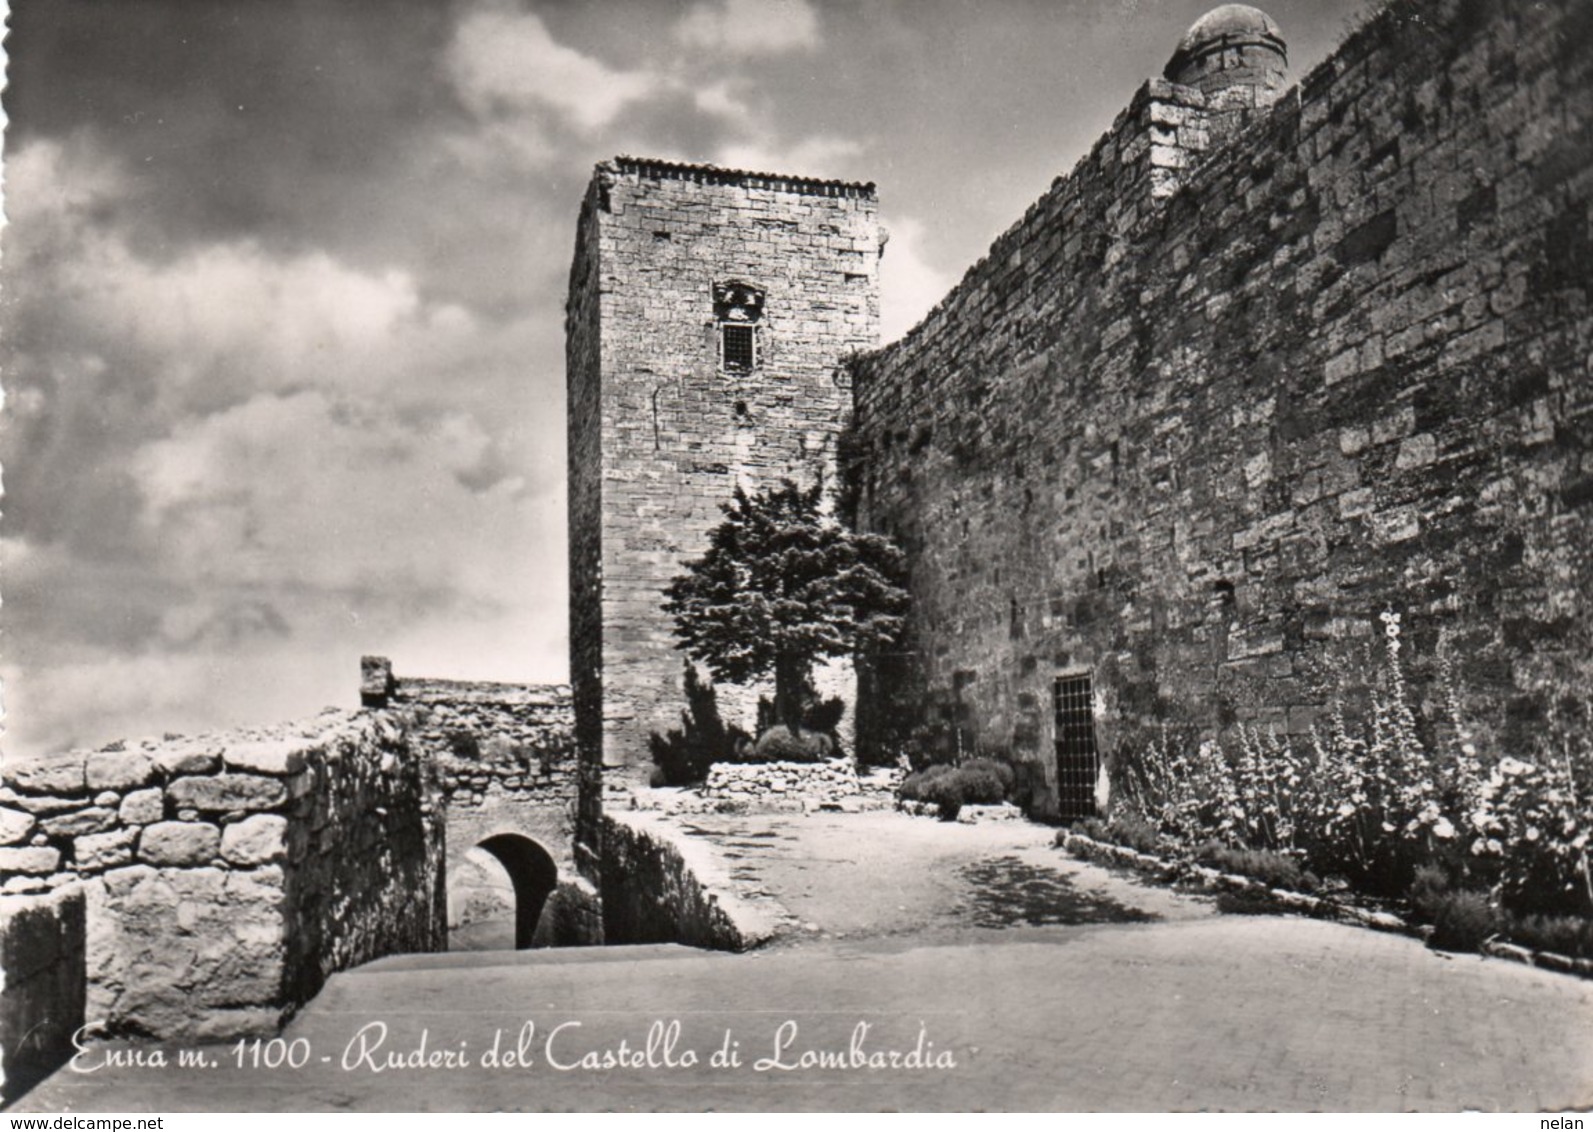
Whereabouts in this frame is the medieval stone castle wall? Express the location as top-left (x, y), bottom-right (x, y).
top-left (849, 0), bottom-right (1592, 817)
top-left (567, 0), bottom-right (1591, 825)
top-left (566, 158), bottom-right (882, 813)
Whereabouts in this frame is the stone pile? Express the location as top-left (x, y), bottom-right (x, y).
top-left (704, 758), bottom-right (861, 804)
top-left (634, 759), bottom-right (902, 814)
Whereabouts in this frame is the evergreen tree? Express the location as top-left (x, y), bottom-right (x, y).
top-left (664, 479), bottom-right (909, 735)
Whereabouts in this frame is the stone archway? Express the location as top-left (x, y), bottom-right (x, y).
top-left (474, 833), bottom-right (559, 950)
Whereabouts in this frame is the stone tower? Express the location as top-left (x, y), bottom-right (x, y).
top-left (1164, 4), bottom-right (1288, 107)
top-left (566, 157), bottom-right (881, 813)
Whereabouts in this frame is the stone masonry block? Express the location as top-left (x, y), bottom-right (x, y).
top-left (224, 739), bottom-right (311, 777)
top-left (85, 751), bottom-right (158, 793)
top-left (0, 847), bottom-right (63, 875)
top-left (220, 815), bottom-right (289, 867)
top-left (139, 822), bottom-right (222, 867)
top-left (75, 828), bottom-right (139, 872)
top-left (153, 747), bottom-right (222, 777)
top-left (1394, 432), bottom-right (1438, 469)
top-left (167, 774), bottom-right (287, 814)
top-left (39, 808), bottom-right (118, 839)
top-left (118, 788), bottom-right (165, 826)
top-left (0, 807), bottom-right (36, 846)
top-left (1371, 406), bottom-right (1417, 445)
top-left (4, 760), bottom-right (85, 797)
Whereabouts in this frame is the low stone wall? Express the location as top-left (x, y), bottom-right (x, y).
top-left (704, 759), bottom-right (859, 805)
top-left (0, 711), bottom-right (445, 1039)
top-left (598, 812), bottom-right (779, 951)
top-left (634, 762), bottom-right (903, 815)
top-left (1056, 832), bottom-right (1412, 935)
top-left (0, 887), bottom-right (85, 1105)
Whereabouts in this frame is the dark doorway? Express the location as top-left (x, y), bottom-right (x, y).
top-left (472, 834), bottom-right (558, 950)
top-left (1053, 674), bottom-right (1100, 820)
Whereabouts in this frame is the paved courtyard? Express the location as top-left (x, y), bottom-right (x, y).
top-left (17, 811), bottom-right (1593, 1111)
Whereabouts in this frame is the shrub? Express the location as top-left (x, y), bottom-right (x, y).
top-left (899, 760), bottom-right (1017, 818)
top-left (1507, 913), bottom-right (1593, 960)
top-left (1106, 812), bottom-right (1165, 856)
top-left (1072, 816), bottom-right (1110, 841)
top-left (754, 692), bottom-right (848, 748)
top-left (923, 775), bottom-right (964, 822)
top-left (748, 724), bottom-right (833, 763)
top-left (1066, 813), bottom-right (1161, 854)
top-left (1215, 890), bottom-right (1289, 916)
top-left (803, 696), bottom-right (847, 739)
top-left (1195, 843), bottom-right (1318, 893)
top-left (899, 763), bottom-right (956, 803)
top-left (956, 759), bottom-right (1012, 805)
top-left (1426, 889), bottom-right (1501, 953)
top-left (1468, 751), bottom-right (1593, 919)
top-left (649, 663), bottom-right (746, 786)
top-left (1406, 864), bottom-right (1454, 923)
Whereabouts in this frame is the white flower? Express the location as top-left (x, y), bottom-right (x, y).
top-left (1433, 818), bottom-right (1455, 839)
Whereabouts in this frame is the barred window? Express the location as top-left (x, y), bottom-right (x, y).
top-left (714, 281), bottom-right (764, 374)
top-left (722, 323), bottom-right (755, 372)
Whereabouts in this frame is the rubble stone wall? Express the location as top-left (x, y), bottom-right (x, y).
top-left (851, 0), bottom-right (1593, 815)
top-left (374, 667), bottom-right (601, 948)
top-left (0, 712), bottom-right (444, 1040)
top-left (386, 673), bottom-right (580, 874)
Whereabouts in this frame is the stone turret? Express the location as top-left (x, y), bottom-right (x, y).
top-left (1165, 4), bottom-right (1288, 108)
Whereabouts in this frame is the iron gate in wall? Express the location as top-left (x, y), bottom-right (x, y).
top-left (1053, 674), bottom-right (1099, 820)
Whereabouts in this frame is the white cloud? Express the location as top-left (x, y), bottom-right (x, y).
top-left (675, 0), bottom-right (821, 55)
top-left (714, 134), bottom-right (863, 178)
top-left (692, 79), bottom-right (757, 128)
top-left (130, 390), bottom-right (543, 600)
top-left (0, 136), bottom-right (568, 759)
top-left (85, 244), bottom-right (452, 397)
top-left (3, 136), bottom-right (126, 217)
top-left (6, 138), bottom-right (485, 418)
top-left (447, 4), bottom-right (658, 131)
top-left (879, 216), bottom-right (957, 343)
top-left (0, 386), bottom-right (567, 756)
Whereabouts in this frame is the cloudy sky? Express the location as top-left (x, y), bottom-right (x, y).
top-left (1, 0), bottom-right (1369, 758)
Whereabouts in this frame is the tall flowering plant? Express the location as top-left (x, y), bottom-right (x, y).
top-left (1117, 610), bottom-right (1593, 917)
top-left (1467, 720), bottom-right (1593, 917)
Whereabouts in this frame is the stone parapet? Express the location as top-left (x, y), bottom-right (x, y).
top-left (0, 712), bottom-right (445, 1039)
top-left (598, 811), bottom-right (782, 950)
